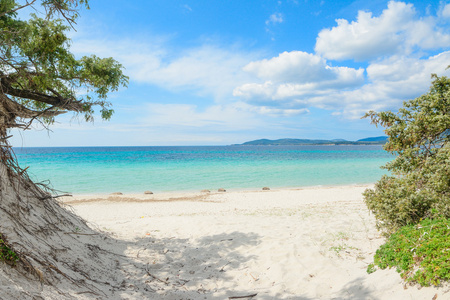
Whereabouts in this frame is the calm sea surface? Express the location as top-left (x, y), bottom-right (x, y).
top-left (13, 145), bottom-right (393, 194)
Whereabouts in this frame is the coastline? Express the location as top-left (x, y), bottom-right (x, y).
top-left (59, 183), bottom-right (376, 202)
top-left (56, 184), bottom-right (447, 299)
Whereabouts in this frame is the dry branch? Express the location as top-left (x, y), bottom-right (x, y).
top-left (229, 293), bottom-right (258, 299)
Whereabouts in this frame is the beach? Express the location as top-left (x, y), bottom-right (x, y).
top-left (4, 0), bottom-right (450, 298)
top-left (51, 185), bottom-right (446, 299)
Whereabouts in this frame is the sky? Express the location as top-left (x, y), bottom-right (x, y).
top-left (10, 0), bottom-right (450, 147)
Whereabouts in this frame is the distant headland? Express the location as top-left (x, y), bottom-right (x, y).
top-left (236, 136), bottom-right (388, 146)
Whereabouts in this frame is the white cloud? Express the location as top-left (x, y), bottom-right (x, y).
top-left (243, 51), bottom-right (332, 82)
top-left (365, 51), bottom-right (450, 99)
top-left (233, 51), bottom-right (364, 106)
top-left (71, 35), bottom-right (315, 119)
top-left (234, 49), bottom-right (450, 119)
top-left (250, 106), bottom-right (309, 117)
top-left (442, 4), bottom-right (450, 18)
top-left (139, 102), bottom-right (264, 131)
top-left (315, 1), bottom-right (450, 61)
top-left (71, 38), bottom-right (259, 100)
top-left (138, 45), bottom-right (256, 98)
top-left (266, 13), bottom-right (284, 25)
top-left (313, 51), bottom-right (450, 118)
top-left (183, 4), bottom-right (192, 13)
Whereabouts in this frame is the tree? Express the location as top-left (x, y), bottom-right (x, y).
top-left (363, 72), bottom-right (450, 233)
top-left (0, 1), bottom-right (130, 297)
top-left (0, 0), bottom-right (128, 139)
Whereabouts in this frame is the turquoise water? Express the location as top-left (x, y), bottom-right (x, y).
top-left (13, 145), bottom-right (393, 194)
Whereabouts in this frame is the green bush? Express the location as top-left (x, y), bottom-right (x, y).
top-left (370, 217), bottom-right (450, 286)
top-left (363, 74), bottom-right (450, 233)
top-left (364, 72), bottom-right (450, 286)
top-left (0, 235), bottom-right (19, 266)
top-left (363, 146), bottom-right (450, 234)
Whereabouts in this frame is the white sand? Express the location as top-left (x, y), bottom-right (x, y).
top-left (54, 185), bottom-right (448, 299)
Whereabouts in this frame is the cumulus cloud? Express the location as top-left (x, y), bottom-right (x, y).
top-left (309, 52), bottom-right (450, 118)
top-left (233, 50), bottom-right (450, 119)
top-left (315, 1), bottom-right (450, 61)
top-left (233, 51), bottom-right (364, 106)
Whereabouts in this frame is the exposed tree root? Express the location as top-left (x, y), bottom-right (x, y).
top-left (0, 141), bottom-right (129, 298)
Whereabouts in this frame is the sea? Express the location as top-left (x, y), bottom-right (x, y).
top-left (13, 145), bottom-right (393, 194)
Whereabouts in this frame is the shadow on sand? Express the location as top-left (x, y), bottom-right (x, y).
top-left (102, 229), bottom-right (380, 300)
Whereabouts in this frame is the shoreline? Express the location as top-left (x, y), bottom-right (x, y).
top-left (59, 182), bottom-right (376, 202)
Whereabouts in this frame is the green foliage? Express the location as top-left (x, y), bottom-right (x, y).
top-left (0, 236), bottom-right (19, 266)
top-left (364, 72), bottom-right (450, 287)
top-left (363, 73), bottom-right (450, 233)
top-left (366, 263), bottom-right (376, 274)
top-left (0, 0), bottom-right (128, 128)
top-left (371, 218), bottom-right (450, 286)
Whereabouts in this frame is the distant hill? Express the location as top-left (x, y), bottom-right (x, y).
top-left (357, 136), bottom-right (388, 142)
top-left (242, 138), bottom-right (336, 145)
top-left (238, 137), bottom-right (388, 146)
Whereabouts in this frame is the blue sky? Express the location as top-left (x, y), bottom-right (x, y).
top-left (10, 0), bottom-right (450, 146)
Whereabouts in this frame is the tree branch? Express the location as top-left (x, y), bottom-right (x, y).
top-left (0, 0), bottom-right (37, 18)
top-left (1, 78), bottom-right (83, 112)
top-left (0, 93), bottom-right (66, 119)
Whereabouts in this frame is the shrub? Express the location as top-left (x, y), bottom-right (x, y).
top-left (364, 72), bottom-right (450, 287)
top-left (370, 217), bottom-right (450, 286)
top-left (363, 74), bottom-right (450, 233)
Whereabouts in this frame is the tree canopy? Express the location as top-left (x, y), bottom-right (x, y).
top-left (363, 72), bottom-right (450, 233)
top-left (0, 2), bottom-right (130, 294)
top-left (0, 0), bottom-right (128, 138)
